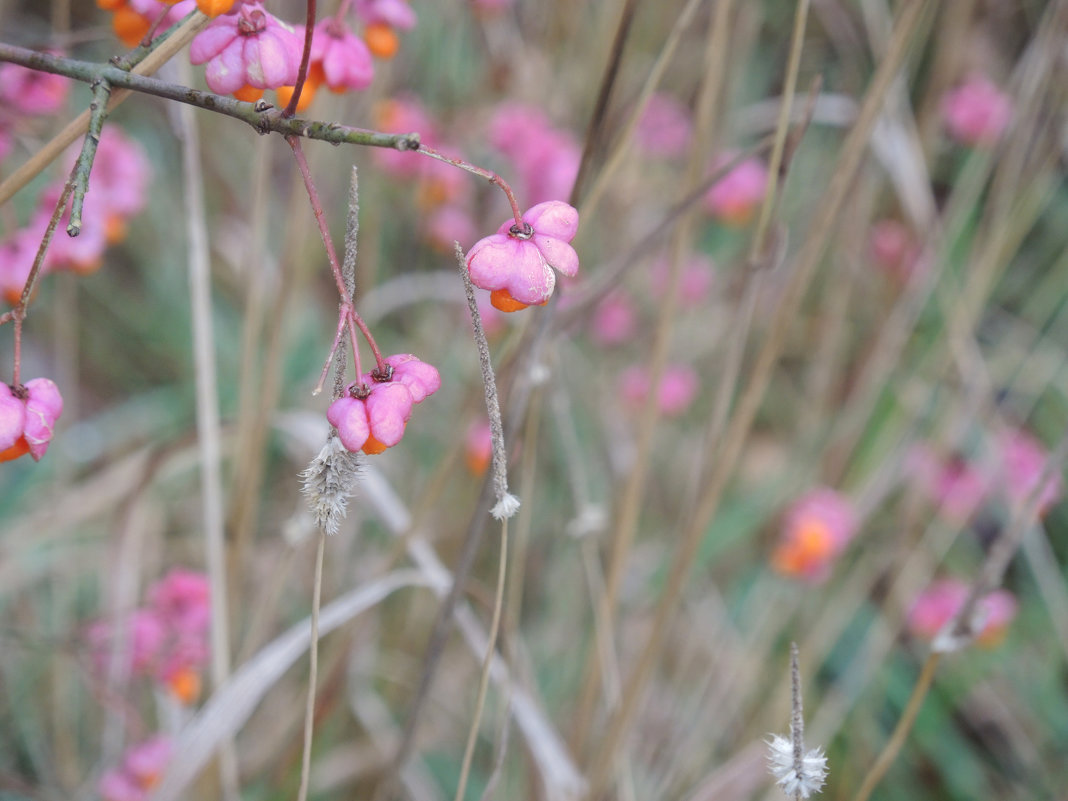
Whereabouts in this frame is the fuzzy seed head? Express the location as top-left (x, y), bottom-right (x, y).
top-left (300, 434), bottom-right (361, 535)
top-left (766, 734), bottom-right (827, 798)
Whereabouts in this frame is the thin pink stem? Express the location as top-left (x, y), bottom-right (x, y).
top-left (351, 312), bottom-right (384, 369)
top-left (12, 312), bottom-right (23, 388)
top-left (141, 5), bottom-right (171, 47)
top-left (415, 144), bottom-right (529, 234)
top-left (314, 308), bottom-right (350, 396)
top-left (346, 315), bottom-right (363, 378)
top-left (6, 179), bottom-right (75, 385)
top-left (287, 135), bottom-right (387, 373)
top-left (284, 0), bottom-right (317, 118)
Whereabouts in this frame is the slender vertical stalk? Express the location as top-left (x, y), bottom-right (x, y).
top-left (849, 653), bottom-right (940, 801)
top-left (296, 532), bottom-right (326, 801)
top-left (454, 519), bottom-right (509, 801)
top-left (175, 58), bottom-right (239, 801)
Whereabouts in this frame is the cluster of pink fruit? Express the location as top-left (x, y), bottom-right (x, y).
top-left (87, 569), bottom-right (212, 705)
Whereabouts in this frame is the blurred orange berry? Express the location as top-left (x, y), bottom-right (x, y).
top-left (196, 0), bottom-right (237, 16)
top-left (771, 518), bottom-right (835, 577)
top-left (232, 84), bottom-right (264, 103)
top-left (275, 64), bottom-right (322, 111)
top-left (69, 256), bottom-right (104, 275)
top-left (364, 22), bottom-right (399, 59)
top-left (105, 215), bottom-right (128, 245)
top-left (167, 668), bottom-right (201, 704)
top-left (464, 422), bottom-right (492, 475)
top-left (96, 0), bottom-right (126, 10)
top-left (112, 7), bottom-right (150, 48)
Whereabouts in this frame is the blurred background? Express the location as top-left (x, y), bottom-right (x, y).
top-left (1, 1), bottom-right (1066, 799)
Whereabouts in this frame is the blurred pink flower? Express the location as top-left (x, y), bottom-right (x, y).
top-left (868, 219), bottom-right (927, 283)
top-left (590, 291), bottom-right (637, 346)
top-left (998, 429), bottom-right (1063, 515)
top-left (87, 569), bottom-right (211, 703)
top-left (87, 129), bottom-right (151, 222)
top-left (488, 103), bottom-right (579, 204)
top-left (190, 3), bottom-right (301, 100)
top-left (0, 125), bottom-right (12, 162)
top-left (34, 185), bottom-right (109, 274)
top-left (99, 736), bottom-right (172, 801)
top-left (149, 569), bottom-right (211, 635)
top-left (464, 420), bottom-right (493, 475)
top-left (907, 578), bottom-right (1017, 647)
top-left (648, 254), bottom-right (715, 307)
top-left (417, 155), bottom-right (472, 209)
top-left (619, 364), bottom-right (699, 417)
top-left (354, 0), bottom-right (418, 30)
top-left (311, 17), bottom-right (374, 92)
top-left (635, 93), bottom-right (693, 158)
top-left (130, 0), bottom-right (196, 26)
top-left (466, 201), bottom-right (580, 311)
top-left (941, 75), bottom-right (1012, 148)
top-left (521, 131), bottom-right (580, 204)
top-left (906, 445), bottom-right (990, 523)
top-left (87, 609), bottom-right (166, 676)
top-left (0, 59), bottom-right (69, 116)
top-left (771, 488), bottom-right (857, 583)
top-left (704, 155), bottom-right (768, 226)
top-left (0, 222), bottom-right (46, 305)
top-left (373, 96), bottom-right (439, 176)
top-left (59, 128), bottom-right (150, 248)
top-left (0, 378), bottom-right (64, 463)
top-left (424, 204), bottom-right (478, 252)
top-left (488, 103), bottom-right (550, 151)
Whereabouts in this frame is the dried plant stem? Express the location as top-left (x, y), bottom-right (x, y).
top-left (0, 13), bottom-right (210, 206)
top-left (849, 652), bottom-right (940, 801)
top-left (569, 0), bottom-right (638, 207)
top-left (175, 57), bottom-right (239, 801)
top-left (227, 137), bottom-right (272, 572)
top-left (505, 386), bottom-right (543, 658)
top-left (454, 519), bottom-right (509, 801)
top-left (578, 0), bottom-right (705, 221)
top-left (748, 0), bottom-right (810, 263)
top-left (586, 2), bottom-right (933, 793)
top-left (296, 531), bottom-right (327, 801)
top-left (456, 244), bottom-right (518, 518)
